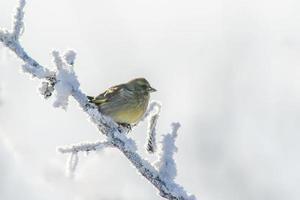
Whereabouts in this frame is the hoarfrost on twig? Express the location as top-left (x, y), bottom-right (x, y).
top-left (58, 140), bottom-right (113, 178)
top-left (63, 50), bottom-right (76, 66)
top-left (156, 122), bottom-right (180, 181)
top-left (57, 140), bottom-right (113, 154)
top-left (52, 50), bottom-right (80, 109)
top-left (144, 101), bottom-right (161, 154)
top-left (12, 0), bottom-right (25, 40)
top-left (66, 152), bottom-right (79, 178)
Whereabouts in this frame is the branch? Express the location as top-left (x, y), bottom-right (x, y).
top-left (66, 151), bottom-right (79, 178)
top-left (156, 123), bottom-right (180, 181)
top-left (51, 50), bottom-right (79, 109)
top-left (12, 0), bottom-right (25, 40)
top-left (57, 140), bottom-right (113, 178)
top-left (0, 1), bottom-right (196, 200)
top-left (57, 140), bottom-right (112, 153)
top-left (143, 101), bottom-right (161, 153)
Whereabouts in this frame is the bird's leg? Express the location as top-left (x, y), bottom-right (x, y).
top-left (118, 123), bottom-right (132, 133)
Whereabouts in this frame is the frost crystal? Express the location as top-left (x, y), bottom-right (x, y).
top-left (66, 152), bottom-right (79, 178)
top-left (22, 63), bottom-right (51, 79)
top-left (52, 51), bottom-right (80, 109)
top-left (38, 81), bottom-right (54, 99)
top-left (156, 122), bottom-right (180, 181)
top-left (143, 101), bottom-right (161, 153)
top-left (57, 140), bottom-right (112, 154)
top-left (63, 50), bottom-right (76, 66)
top-left (146, 113), bottom-right (159, 153)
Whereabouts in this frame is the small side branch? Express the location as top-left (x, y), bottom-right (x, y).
top-left (144, 101), bottom-right (162, 153)
top-left (66, 152), bottom-right (79, 178)
top-left (156, 123), bottom-right (180, 181)
top-left (12, 0), bottom-right (25, 40)
top-left (57, 140), bottom-right (113, 154)
top-left (142, 101), bottom-right (162, 120)
top-left (57, 140), bottom-right (113, 178)
top-left (51, 50), bottom-right (79, 109)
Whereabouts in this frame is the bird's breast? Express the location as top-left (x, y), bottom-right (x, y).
top-left (100, 92), bottom-right (150, 124)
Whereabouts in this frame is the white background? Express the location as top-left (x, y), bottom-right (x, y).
top-left (1, 0), bottom-right (300, 199)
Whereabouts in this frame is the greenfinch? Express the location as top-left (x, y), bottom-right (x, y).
top-left (87, 78), bottom-right (156, 127)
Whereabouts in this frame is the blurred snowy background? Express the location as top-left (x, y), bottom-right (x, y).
top-left (1, 0), bottom-right (300, 199)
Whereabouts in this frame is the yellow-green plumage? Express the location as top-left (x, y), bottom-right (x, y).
top-left (88, 78), bottom-right (156, 125)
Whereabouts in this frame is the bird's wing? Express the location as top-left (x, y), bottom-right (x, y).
top-left (92, 84), bottom-right (124, 105)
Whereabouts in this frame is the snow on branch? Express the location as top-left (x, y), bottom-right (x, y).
top-left (142, 101), bottom-right (162, 120)
top-left (156, 122), bottom-right (180, 181)
top-left (12, 0), bottom-right (25, 40)
top-left (57, 140), bottom-right (113, 178)
top-left (143, 101), bottom-right (162, 153)
top-left (52, 50), bottom-right (79, 109)
top-left (22, 63), bottom-right (54, 79)
top-left (57, 140), bottom-right (113, 154)
top-left (66, 151), bottom-right (79, 178)
top-left (63, 50), bottom-right (76, 66)
top-left (0, 1), bottom-right (196, 199)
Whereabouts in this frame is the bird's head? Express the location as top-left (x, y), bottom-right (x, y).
top-left (126, 78), bottom-right (157, 93)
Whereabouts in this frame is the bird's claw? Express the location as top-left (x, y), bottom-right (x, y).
top-left (118, 123), bottom-right (132, 133)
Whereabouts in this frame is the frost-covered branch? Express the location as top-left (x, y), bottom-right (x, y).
top-left (12, 0), bottom-right (25, 40)
top-left (57, 140), bottom-right (113, 154)
top-left (57, 140), bottom-right (113, 178)
top-left (66, 151), bottom-right (79, 178)
top-left (143, 101), bottom-right (161, 153)
top-left (156, 123), bottom-right (180, 181)
top-left (51, 50), bottom-right (79, 109)
top-left (0, 1), bottom-right (196, 199)
top-left (142, 101), bottom-right (162, 120)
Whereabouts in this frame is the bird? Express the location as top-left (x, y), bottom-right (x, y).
top-left (87, 78), bottom-right (156, 129)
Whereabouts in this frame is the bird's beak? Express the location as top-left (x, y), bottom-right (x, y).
top-left (148, 86), bottom-right (157, 92)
